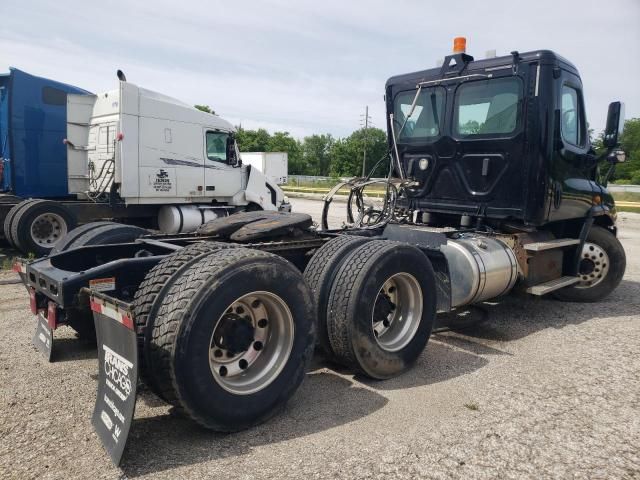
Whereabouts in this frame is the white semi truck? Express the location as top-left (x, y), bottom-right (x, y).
top-left (3, 75), bottom-right (289, 255)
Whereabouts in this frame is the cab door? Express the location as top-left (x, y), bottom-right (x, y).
top-left (203, 130), bottom-right (243, 198)
top-left (547, 70), bottom-right (594, 222)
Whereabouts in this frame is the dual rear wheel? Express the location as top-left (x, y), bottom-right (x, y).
top-left (4, 199), bottom-right (77, 256)
top-left (305, 237), bottom-right (438, 379)
top-left (135, 246), bottom-right (315, 431)
top-left (133, 237), bottom-right (437, 432)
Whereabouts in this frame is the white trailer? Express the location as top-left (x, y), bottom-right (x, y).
top-left (240, 152), bottom-right (288, 185)
top-left (3, 77), bottom-right (290, 254)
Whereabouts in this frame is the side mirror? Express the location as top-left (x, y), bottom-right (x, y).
top-left (226, 137), bottom-right (237, 164)
top-left (603, 101), bottom-right (625, 148)
top-left (608, 149), bottom-right (626, 164)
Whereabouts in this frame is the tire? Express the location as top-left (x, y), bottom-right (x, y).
top-left (326, 240), bottom-right (437, 379)
top-left (63, 223), bottom-right (149, 251)
top-left (552, 226), bottom-right (626, 302)
top-left (3, 199), bottom-right (40, 249)
top-left (11, 200), bottom-right (77, 256)
top-left (148, 248), bottom-right (315, 431)
top-left (303, 235), bottom-right (370, 358)
top-left (51, 221), bottom-right (118, 254)
top-left (133, 241), bottom-right (238, 401)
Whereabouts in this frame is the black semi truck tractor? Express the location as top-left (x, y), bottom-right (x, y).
top-left (15, 39), bottom-right (627, 464)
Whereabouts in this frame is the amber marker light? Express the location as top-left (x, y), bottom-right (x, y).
top-left (453, 37), bottom-right (467, 54)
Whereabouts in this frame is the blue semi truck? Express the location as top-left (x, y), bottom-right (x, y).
top-left (0, 68), bottom-right (89, 198)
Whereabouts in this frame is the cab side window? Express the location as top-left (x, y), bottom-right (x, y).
top-left (561, 85), bottom-right (585, 147)
top-left (206, 131), bottom-right (228, 163)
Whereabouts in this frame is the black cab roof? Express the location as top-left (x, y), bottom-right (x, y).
top-left (385, 50), bottom-right (578, 90)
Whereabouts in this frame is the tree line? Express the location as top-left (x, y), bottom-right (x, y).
top-left (234, 126), bottom-right (389, 178)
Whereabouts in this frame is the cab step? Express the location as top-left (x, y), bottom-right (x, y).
top-left (524, 238), bottom-right (580, 252)
top-left (526, 276), bottom-right (580, 295)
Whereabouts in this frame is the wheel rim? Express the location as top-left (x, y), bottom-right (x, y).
top-left (371, 272), bottom-right (423, 352)
top-left (30, 213), bottom-right (68, 248)
top-left (576, 242), bottom-right (610, 289)
top-left (209, 291), bottom-right (294, 395)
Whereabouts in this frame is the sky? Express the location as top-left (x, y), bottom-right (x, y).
top-left (1, 0), bottom-right (638, 139)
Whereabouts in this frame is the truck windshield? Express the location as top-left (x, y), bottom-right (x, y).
top-left (393, 87), bottom-right (445, 142)
top-left (206, 131), bottom-right (228, 163)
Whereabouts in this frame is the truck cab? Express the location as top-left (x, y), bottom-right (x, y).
top-left (385, 45), bottom-right (622, 238)
top-left (0, 68), bottom-right (89, 197)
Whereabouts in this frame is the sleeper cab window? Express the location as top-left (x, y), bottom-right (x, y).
top-left (206, 131), bottom-right (228, 163)
top-left (454, 77), bottom-right (521, 137)
top-left (42, 86), bottom-right (67, 106)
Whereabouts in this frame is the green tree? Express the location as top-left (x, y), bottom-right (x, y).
top-left (612, 118), bottom-right (640, 184)
top-left (194, 104), bottom-right (215, 115)
top-left (302, 134), bottom-right (334, 176)
top-left (329, 127), bottom-right (388, 177)
top-left (460, 120), bottom-right (481, 135)
top-left (235, 127), bottom-right (271, 152)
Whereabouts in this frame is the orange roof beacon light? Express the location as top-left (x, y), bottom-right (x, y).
top-left (453, 37), bottom-right (467, 54)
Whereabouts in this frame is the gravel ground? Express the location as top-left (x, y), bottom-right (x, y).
top-left (1, 202), bottom-right (639, 480)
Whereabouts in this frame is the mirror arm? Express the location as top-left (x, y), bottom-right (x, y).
top-left (601, 164), bottom-right (616, 187)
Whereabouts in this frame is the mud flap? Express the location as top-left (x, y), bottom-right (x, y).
top-left (32, 313), bottom-right (54, 361)
top-left (90, 295), bottom-right (138, 466)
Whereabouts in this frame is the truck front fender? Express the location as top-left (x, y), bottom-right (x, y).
top-left (243, 167), bottom-right (284, 211)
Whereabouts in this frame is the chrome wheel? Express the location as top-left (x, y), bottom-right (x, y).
top-left (371, 272), bottom-right (423, 352)
top-left (576, 242), bottom-right (610, 289)
top-left (30, 212), bottom-right (68, 248)
top-left (209, 291), bottom-right (294, 395)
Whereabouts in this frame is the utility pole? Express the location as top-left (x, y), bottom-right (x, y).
top-left (360, 105), bottom-right (372, 177)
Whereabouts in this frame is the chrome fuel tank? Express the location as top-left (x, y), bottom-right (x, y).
top-left (442, 235), bottom-right (519, 308)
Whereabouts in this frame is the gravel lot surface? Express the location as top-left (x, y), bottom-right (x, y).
top-left (1, 201), bottom-right (639, 479)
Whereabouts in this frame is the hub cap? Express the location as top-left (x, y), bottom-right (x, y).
top-left (576, 242), bottom-right (609, 289)
top-left (371, 272), bottom-right (423, 352)
top-left (30, 213), bottom-right (68, 248)
top-left (209, 291), bottom-right (294, 395)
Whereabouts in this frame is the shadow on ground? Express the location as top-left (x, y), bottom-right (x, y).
top-left (121, 370), bottom-right (388, 476)
top-left (52, 336), bottom-right (98, 362)
top-left (356, 279), bottom-right (640, 391)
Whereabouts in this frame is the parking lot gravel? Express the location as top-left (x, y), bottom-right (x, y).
top-left (1, 200), bottom-right (639, 479)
